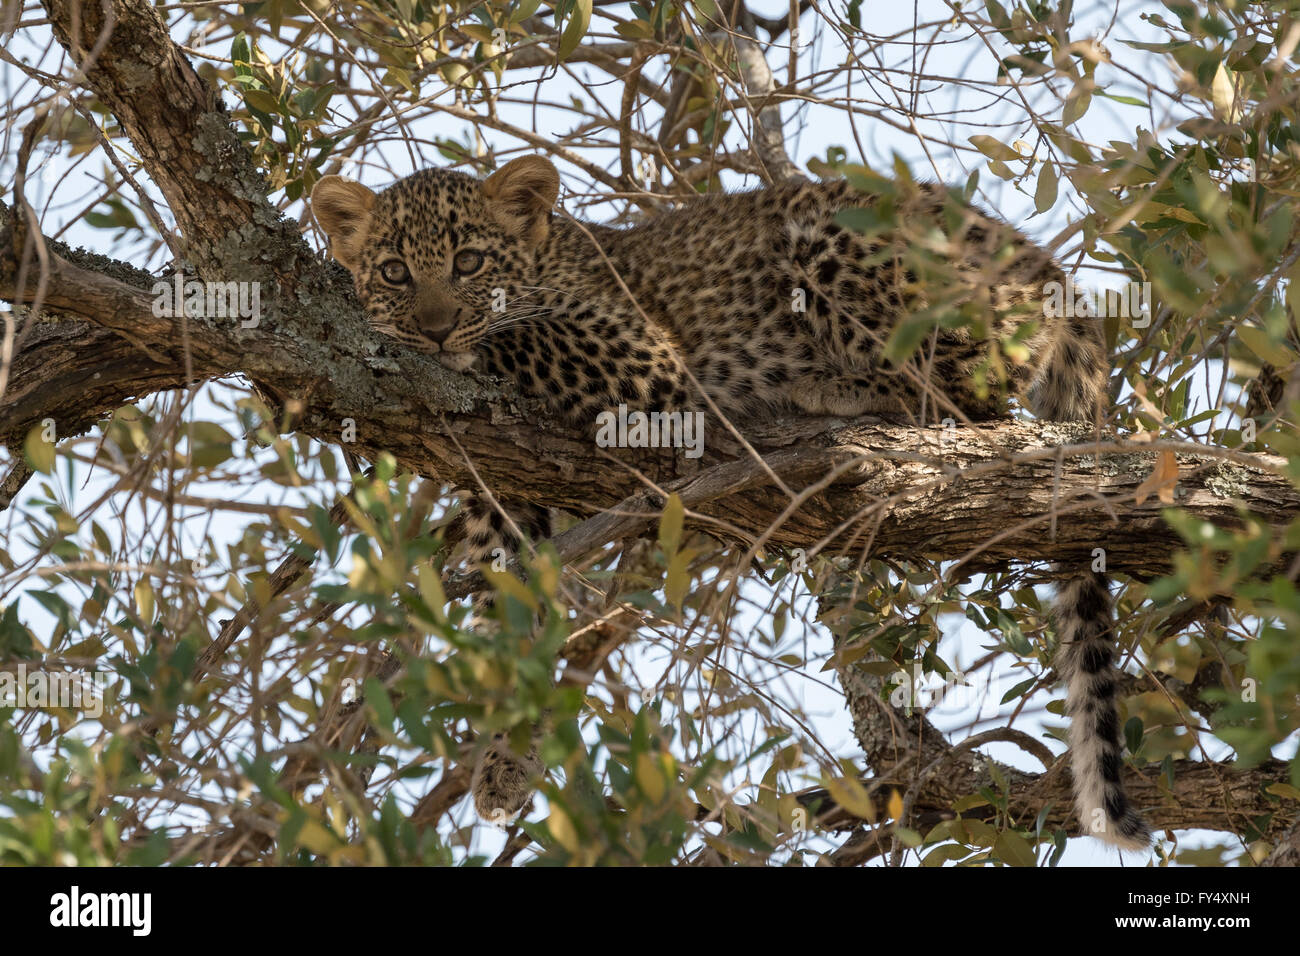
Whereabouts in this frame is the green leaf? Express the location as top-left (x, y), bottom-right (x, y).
top-left (993, 830), bottom-right (1038, 867)
top-left (1063, 80), bottom-right (1092, 126)
top-left (243, 88), bottom-right (281, 115)
top-left (968, 135), bottom-right (1021, 163)
top-left (1000, 676), bottom-right (1037, 705)
top-left (1238, 325), bottom-right (1295, 367)
top-left (557, 0), bottom-right (593, 60)
top-left (364, 676), bottom-right (395, 732)
top-left (691, 0), bottom-right (720, 21)
top-left (985, 0), bottom-right (1010, 30)
top-left (614, 20), bottom-right (654, 39)
top-left (921, 842), bottom-right (971, 866)
top-left (842, 0), bottom-right (863, 29)
top-left (1034, 161), bottom-right (1059, 213)
top-left (187, 422), bottom-right (235, 469)
top-left (231, 33), bottom-right (250, 72)
top-left (84, 198), bottom-right (138, 231)
top-left (1097, 91), bottom-right (1147, 107)
top-left (883, 313), bottom-right (936, 364)
top-left (1123, 716), bottom-right (1144, 756)
top-left (511, 0), bottom-right (545, 23)
top-left (987, 159), bottom-right (1015, 180)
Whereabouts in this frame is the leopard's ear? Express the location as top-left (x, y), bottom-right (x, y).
top-left (482, 156), bottom-right (559, 247)
top-left (310, 176), bottom-right (377, 270)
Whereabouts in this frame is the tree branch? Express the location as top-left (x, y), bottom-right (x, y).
top-left (4, 226), bottom-right (1296, 581)
top-left (795, 756), bottom-right (1298, 862)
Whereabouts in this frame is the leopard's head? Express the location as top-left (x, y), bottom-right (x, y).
top-left (309, 156), bottom-right (560, 371)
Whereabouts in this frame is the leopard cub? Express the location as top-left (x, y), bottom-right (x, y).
top-left (309, 156), bottom-right (1148, 850)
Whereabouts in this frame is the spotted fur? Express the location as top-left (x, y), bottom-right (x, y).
top-left (309, 156), bottom-right (1146, 847)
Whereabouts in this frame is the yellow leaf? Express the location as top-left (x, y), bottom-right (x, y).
top-left (133, 580), bottom-right (155, 623)
top-left (1134, 451), bottom-right (1179, 505)
top-left (460, 23), bottom-right (496, 43)
top-left (1238, 325), bottom-right (1295, 368)
top-left (296, 819), bottom-right (338, 855)
top-left (24, 423), bottom-right (55, 474)
top-left (664, 547), bottom-right (695, 612)
top-left (968, 135), bottom-right (1021, 162)
top-left (1266, 783), bottom-right (1300, 801)
top-left (481, 568), bottom-right (539, 613)
top-left (635, 751), bottom-right (666, 803)
top-left (1131, 379), bottom-right (1166, 422)
top-left (339, 497), bottom-right (382, 547)
top-left (416, 564), bottom-right (448, 625)
top-left (439, 63), bottom-right (469, 87)
top-left (824, 776), bottom-right (877, 822)
top-left (1063, 78), bottom-right (1093, 126)
top-left (887, 787), bottom-right (904, 822)
top-left (548, 806), bottom-right (581, 854)
top-left (1211, 62), bottom-right (1241, 123)
top-left (658, 493), bottom-right (684, 555)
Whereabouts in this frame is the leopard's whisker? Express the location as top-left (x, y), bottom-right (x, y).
top-left (492, 307), bottom-right (554, 319)
top-left (485, 309), bottom-right (554, 329)
top-left (484, 318), bottom-right (552, 335)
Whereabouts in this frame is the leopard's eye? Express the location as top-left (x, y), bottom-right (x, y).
top-left (453, 249), bottom-right (485, 276)
top-left (380, 259), bottom-right (410, 284)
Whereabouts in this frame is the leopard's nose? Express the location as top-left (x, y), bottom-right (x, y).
top-left (418, 307), bottom-right (458, 344)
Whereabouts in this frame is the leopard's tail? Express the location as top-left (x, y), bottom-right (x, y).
top-left (1031, 307), bottom-right (1150, 849)
top-left (1053, 571), bottom-right (1151, 850)
top-left (1027, 307), bottom-right (1110, 424)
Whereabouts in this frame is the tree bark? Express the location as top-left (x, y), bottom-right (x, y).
top-left (2, 228), bottom-right (1292, 577)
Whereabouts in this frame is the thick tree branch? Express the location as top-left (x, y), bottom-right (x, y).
top-left (41, 0), bottom-right (276, 262)
top-left (3, 224), bottom-right (1297, 581)
top-left (794, 756), bottom-right (1298, 861)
